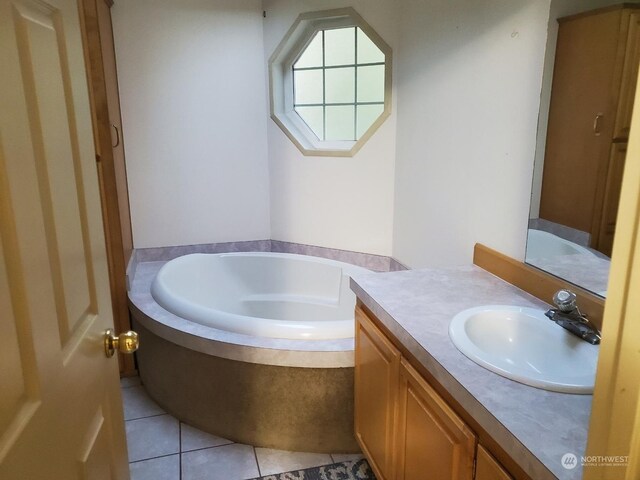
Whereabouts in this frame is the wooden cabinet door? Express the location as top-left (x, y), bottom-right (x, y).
top-left (539, 9), bottom-right (624, 235)
top-left (80, 0), bottom-right (135, 374)
top-left (355, 306), bottom-right (401, 480)
top-left (614, 12), bottom-right (640, 141)
top-left (395, 359), bottom-right (476, 480)
top-left (596, 143), bottom-right (628, 256)
top-left (475, 445), bottom-right (513, 480)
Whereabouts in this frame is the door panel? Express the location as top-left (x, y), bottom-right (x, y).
top-left (80, 0), bottom-right (135, 375)
top-left (0, 204), bottom-right (40, 458)
top-left (12, 0), bottom-right (96, 347)
top-left (96, 0), bottom-right (133, 267)
top-left (596, 143), bottom-right (628, 256)
top-left (614, 12), bottom-right (640, 141)
top-left (395, 359), bottom-right (476, 480)
top-left (355, 306), bottom-right (400, 480)
top-left (0, 0), bottom-right (129, 476)
top-left (475, 444), bottom-right (513, 480)
top-left (78, 407), bottom-right (112, 480)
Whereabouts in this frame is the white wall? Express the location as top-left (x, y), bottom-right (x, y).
top-left (530, 0), bottom-right (640, 219)
top-left (392, 0), bottom-right (551, 268)
top-left (262, 0), bottom-right (398, 256)
top-left (112, 0), bottom-right (271, 248)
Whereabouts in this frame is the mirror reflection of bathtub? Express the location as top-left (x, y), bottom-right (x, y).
top-left (526, 229), bottom-right (610, 297)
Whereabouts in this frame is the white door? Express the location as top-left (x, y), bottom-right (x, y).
top-left (0, 0), bottom-right (130, 477)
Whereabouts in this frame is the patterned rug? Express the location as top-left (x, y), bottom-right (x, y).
top-left (250, 459), bottom-right (376, 480)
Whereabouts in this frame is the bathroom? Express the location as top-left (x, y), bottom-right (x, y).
top-left (1, 0), bottom-right (639, 479)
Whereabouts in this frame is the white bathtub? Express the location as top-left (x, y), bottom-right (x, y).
top-left (526, 229), bottom-right (595, 259)
top-left (150, 252), bottom-right (370, 340)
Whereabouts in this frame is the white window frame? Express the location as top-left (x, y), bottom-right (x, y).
top-left (269, 8), bottom-right (392, 157)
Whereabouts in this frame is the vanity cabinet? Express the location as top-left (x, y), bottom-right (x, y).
top-left (539, 5), bottom-right (640, 256)
top-left (354, 305), bottom-right (479, 480)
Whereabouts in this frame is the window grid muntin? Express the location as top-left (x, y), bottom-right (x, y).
top-left (293, 61), bottom-right (384, 72)
top-left (353, 26), bottom-right (357, 139)
top-left (292, 26), bottom-right (384, 142)
top-left (322, 29), bottom-right (326, 140)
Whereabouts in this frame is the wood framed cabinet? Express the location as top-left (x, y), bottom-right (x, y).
top-left (355, 307), bottom-right (477, 480)
top-left (80, 0), bottom-right (135, 375)
top-left (475, 445), bottom-right (513, 480)
top-left (355, 306), bottom-right (400, 480)
top-left (355, 304), bottom-right (517, 480)
top-left (395, 358), bottom-right (476, 480)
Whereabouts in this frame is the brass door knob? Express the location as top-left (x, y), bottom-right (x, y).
top-left (104, 329), bottom-right (139, 358)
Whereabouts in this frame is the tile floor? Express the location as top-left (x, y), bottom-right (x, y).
top-left (121, 376), bottom-right (364, 479)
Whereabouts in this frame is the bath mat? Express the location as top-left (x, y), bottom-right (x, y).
top-left (250, 458), bottom-right (376, 480)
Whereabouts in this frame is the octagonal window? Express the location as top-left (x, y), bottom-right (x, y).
top-left (293, 27), bottom-right (385, 142)
top-left (269, 8), bottom-right (392, 157)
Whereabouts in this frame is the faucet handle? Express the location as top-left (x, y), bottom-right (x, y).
top-left (553, 289), bottom-right (577, 313)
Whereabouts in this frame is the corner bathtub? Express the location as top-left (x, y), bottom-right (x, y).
top-left (151, 252), bottom-right (369, 340)
top-left (128, 252), bottom-right (371, 453)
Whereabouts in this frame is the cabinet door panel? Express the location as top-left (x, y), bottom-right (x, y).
top-left (596, 143), bottom-right (627, 256)
top-left (395, 359), bottom-right (476, 480)
top-left (476, 445), bottom-right (513, 480)
top-left (355, 306), bottom-right (401, 480)
top-left (614, 12), bottom-right (640, 141)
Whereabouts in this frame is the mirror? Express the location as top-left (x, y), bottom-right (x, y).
top-left (526, 0), bottom-right (640, 298)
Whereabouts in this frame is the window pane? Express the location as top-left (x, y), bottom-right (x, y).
top-left (294, 32), bottom-right (323, 69)
top-left (356, 104), bottom-right (384, 139)
top-left (357, 28), bottom-right (385, 64)
top-left (326, 105), bottom-right (355, 141)
top-left (325, 67), bottom-right (355, 104)
top-left (357, 65), bottom-right (385, 102)
top-left (295, 106), bottom-right (324, 140)
top-left (294, 69), bottom-right (323, 104)
top-left (325, 27), bottom-right (355, 66)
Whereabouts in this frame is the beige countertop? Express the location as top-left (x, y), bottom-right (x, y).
top-left (350, 265), bottom-right (592, 480)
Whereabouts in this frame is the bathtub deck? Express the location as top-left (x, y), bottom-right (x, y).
top-left (121, 376), bottom-right (364, 479)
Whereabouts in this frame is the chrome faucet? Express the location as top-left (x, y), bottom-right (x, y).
top-left (545, 289), bottom-right (601, 345)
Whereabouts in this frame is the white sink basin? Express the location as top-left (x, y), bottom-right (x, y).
top-left (449, 305), bottom-right (599, 394)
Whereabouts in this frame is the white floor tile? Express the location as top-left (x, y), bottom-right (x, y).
top-left (130, 455), bottom-right (179, 480)
top-left (255, 447), bottom-right (333, 476)
top-left (122, 385), bottom-right (165, 420)
top-left (181, 422), bottom-right (233, 452)
top-left (126, 415), bottom-right (180, 462)
top-left (182, 443), bottom-right (259, 480)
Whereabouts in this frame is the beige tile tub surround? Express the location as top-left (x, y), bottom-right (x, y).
top-left (127, 240), bottom-right (408, 287)
top-left (133, 321), bottom-right (359, 453)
